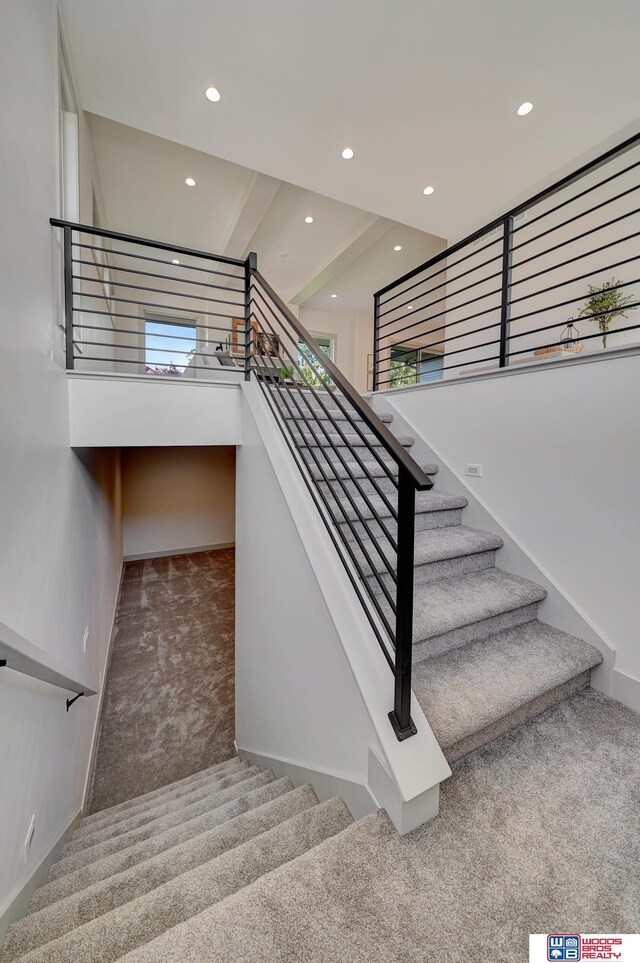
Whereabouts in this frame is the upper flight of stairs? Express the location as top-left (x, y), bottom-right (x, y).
top-left (274, 390), bottom-right (603, 762)
top-left (0, 757), bottom-right (354, 962)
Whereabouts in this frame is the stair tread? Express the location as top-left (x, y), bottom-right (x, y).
top-left (66, 767), bottom-right (263, 853)
top-left (411, 568), bottom-right (547, 642)
top-left (413, 621), bottom-right (603, 752)
top-left (1, 786), bottom-right (322, 962)
top-left (280, 409), bottom-right (394, 424)
top-left (10, 798), bottom-right (352, 963)
top-left (48, 771), bottom-right (275, 881)
top-left (356, 526), bottom-right (503, 574)
top-left (307, 458), bottom-right (438, 482)
top-left (292, 429), bottom-right (415, 448)
top-left (333, 488), bottom-right (466, 524)
top-left (77, 759), bottom-right (248, 836)
top-left (30, 779), bottom-right (294, 914)
top-left (111, 815), bottom-right (377, 963)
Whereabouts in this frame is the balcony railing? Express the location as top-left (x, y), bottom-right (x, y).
top-left (373, 131), bottom-right (640, 389)
top-left (50, 220), bottom-right (251, 380)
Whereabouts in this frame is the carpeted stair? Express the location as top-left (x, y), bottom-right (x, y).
top-left (273, 389), bottom-right (603, 762)
top-left (0, 758), bottom-right (353, 962)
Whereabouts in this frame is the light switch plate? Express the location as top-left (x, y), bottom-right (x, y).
top-left (465, 463), bottom-right (483, 477)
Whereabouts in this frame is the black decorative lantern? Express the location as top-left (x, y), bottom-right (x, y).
top-left (560, 318), bottom-right (580, 349)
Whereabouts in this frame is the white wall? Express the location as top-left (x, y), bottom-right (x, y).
top-left (68, 374), bottom-right (243, 447)
top-left (122, 446), bottom-right (235, 559)
top-left (235, 383), bottom-right (450, 833)
top-left (0, 0), bottom-right (122, 925)
top-left (297, 306), bottom-right (373, 393)
top-left (378, 350), bottom-right (640, 706)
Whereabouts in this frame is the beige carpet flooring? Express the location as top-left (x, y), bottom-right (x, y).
top-left (86, 549), bottom-right (235, 814)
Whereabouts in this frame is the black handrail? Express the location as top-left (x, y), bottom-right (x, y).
top-left (373, 130), bottom-right (640, 390)
top-left (50, 218), bottom-right (246, 267)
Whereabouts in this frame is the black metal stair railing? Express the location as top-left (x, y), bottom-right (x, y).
top-left (50, 219), bottom-right (249, 377)
top-left (247, 268), bottom-right (433, 740)
top-left (50, 217), bottom-right (431, 740)
top-left (374, 131), bottom-right (640, 389)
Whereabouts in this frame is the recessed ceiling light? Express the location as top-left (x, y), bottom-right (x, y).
top-left (185, 177), bottom-right (196, 187)
top-left (205, 86), bottom-right (221, 103)
top-left (517, 101), bottom-right (533, 116)
top-left (341, 147), bottom-right (354, 160)
top-left (304, 216), bottom-right (314, 224)
top-left (278, 252), bottom-right (287, 258)
top-left (408, 305), bottom-right (414, 311)
top-left (330, 293), bottom-right (338, 298)
top-left (172, 259), bottom-right (180, 264)
top-left (393, 245), bottom-right (402, 252)
top-left (422, 185), bottom-right (435, 196)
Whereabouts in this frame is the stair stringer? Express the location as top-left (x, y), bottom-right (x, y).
top-left (371, 393), bottom-right (614, 695)
top-left (236, 382), bottom-right (450, 835)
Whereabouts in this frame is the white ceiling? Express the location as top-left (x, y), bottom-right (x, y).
top-left (87, 115), bottom-right (443, 311)
top-left (63, 0), bottom-right (640, 243)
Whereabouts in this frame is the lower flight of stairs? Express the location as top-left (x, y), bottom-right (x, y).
top-left (0, 757), bottom-right (354, 962)
top-left (276, 390), bottom-right (604, 763)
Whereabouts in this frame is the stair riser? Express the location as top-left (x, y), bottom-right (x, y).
top-left (367, 549), bottom-right (498, 593)
top-left (445, 671), bottom-right (591, 763)
top-left (76, 761), bottom-right (249, 837)
top-left (65, 767), bottom-right (263, 853)
top-left (30, 780), bottom-right (294, 912)
top-left (413, 602), bottom-right (540, 663)
top-left (48, 772), bottom-right (276, 880)
top-left (339, 509), bottom-right (463, 542)
top-left (79, 758), bottom-right (243, 831)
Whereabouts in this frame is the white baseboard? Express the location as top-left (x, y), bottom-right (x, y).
top-left (0, 809), bottom-right (80, 947)
top-left (123, 542), bottom-right (235, 562)
top-left (81, 560), bottom-right (124, 814)
top-left (236, 746), bottom-right (379, 822)
top-left (611, 668), bottom-right (640, 714)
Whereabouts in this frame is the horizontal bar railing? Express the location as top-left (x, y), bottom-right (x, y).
top-left (248, 267), bottom-right (432, 740)
top-left (51, 219), bottom-right (248, 379)
top-left (0, 619), bottom-right (96, 704)
top-left (374, 131), bottom-right (640, 389)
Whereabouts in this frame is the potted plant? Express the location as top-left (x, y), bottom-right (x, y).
top-left (577, 278), bottom-right (635, 348)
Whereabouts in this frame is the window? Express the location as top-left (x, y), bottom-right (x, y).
top-left (59, 38), bottom-right (79, 221)
top-left (145, 318), bottom-right (197, 375)
top-left (297, 333), bottom-right (334, 387)
top-left (390, 345), bottom-right (444, 387)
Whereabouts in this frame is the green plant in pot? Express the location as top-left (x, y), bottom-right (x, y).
top-left (577, 278), bottom-right (635, 348)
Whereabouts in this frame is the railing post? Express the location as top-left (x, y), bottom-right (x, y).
top-left (63, 225), bottom-right (74, 370)
top-left (244, 252), bottom-right (257, 381)
top-left (389, 465), bottom-right (417, 740)
top-left (372, 293), bottom-right (380, 391)
top-left (498, 215), bottom-right (513, 368)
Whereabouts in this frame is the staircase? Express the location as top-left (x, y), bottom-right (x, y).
top-left (0, 757), bottom-right (354, 962)
top-left (278, 391), bottom-right (603, 762)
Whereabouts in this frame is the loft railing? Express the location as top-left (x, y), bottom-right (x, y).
top-left (50, 219), bottom-right (251, 379)
top-left (51, 219), bottom-right (431, 739)
top-left (373, 131), bottom-right (640, 389)
top-left (247, 268), bottom-right (433, 740)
